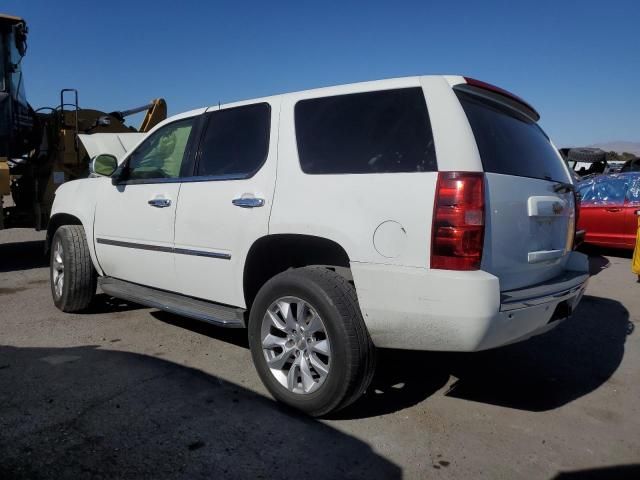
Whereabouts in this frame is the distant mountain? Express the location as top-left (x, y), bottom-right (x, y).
top-left (588, 141), bottom-right (640, 156)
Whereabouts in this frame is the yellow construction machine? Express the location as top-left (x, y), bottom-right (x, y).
top-left (0, 13), bottom-right (167, 230)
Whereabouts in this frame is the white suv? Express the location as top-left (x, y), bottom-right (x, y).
top-left (48, 75), bottom-right (589, 416)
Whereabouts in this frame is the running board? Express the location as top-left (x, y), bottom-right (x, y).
top-left (99, 277), bottom-right (245, 328)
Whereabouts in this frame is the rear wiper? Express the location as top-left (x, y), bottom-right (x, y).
top-left (553, 181), bottom-right (575, 193)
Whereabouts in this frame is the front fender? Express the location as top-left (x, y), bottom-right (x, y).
top-left (50, 178), bottom-right (104, 275)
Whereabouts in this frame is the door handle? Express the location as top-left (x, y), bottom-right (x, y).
top-left (148, 198), bottom-right (171, 208)
top-left (232, 197), bottom-right (265, 208)
top-left (605, 207), bottom-right (621, 212)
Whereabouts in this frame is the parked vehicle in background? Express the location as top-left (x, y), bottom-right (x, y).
top-left (621, 158), bottom-right (640, 173)
top-left (565, 148), bottom-right (608, 178)
top-left (47, 75), bottom-right (589, 416)
top-left (607, 161), bottom-right (626, 174)
top-left (577, 172), bottom-right (640, 249)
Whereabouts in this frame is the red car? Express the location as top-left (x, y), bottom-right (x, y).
top-left (577, 172), bottom-right (640, 249)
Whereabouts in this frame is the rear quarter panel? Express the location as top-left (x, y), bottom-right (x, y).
top-left (269, 76), bottom-right (482, 268)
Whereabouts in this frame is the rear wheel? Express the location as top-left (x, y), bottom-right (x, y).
top-left (248, 266), bottom-right (375, 417)
top-left (50, 225), bottom-right (97, 312)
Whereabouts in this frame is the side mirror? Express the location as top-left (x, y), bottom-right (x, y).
top-left (91, 154), bottom-right (118, 177)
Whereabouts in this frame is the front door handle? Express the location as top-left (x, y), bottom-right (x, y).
top-left (148, 198), bottom-right (171, 208)
top-left (605, 207), bottom-right (621, 212)
top-left (232, 197), bottom-right (265, 208)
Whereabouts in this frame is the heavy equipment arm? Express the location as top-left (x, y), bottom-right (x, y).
top-left (0, 14), bottom-right (168, 230)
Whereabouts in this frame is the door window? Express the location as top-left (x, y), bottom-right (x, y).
top-left (195, 103), bottom-right (271, 178)
top-left (579, 177), bottom-right (627, 206)
top-left (126, 118), bottom-right (195, 181)
top-left (626, 175), bottom-right (640, 205)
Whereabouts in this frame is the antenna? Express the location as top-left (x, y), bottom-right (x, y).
top-left (218, 101), bottom-right (221, 110)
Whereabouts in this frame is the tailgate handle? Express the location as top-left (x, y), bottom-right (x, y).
top-left (528, 249), bottom-right (564, 264)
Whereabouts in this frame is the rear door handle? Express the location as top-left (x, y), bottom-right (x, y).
top-left (605, 207), bottom-right (621, 212)
top-left (232, 197), bottom-right (264, 208)
top-left (148, 198), bottom-right (171, 208)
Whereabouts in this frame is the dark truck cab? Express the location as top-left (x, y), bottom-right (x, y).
top-left (0, 14), bottom-right (35, 159)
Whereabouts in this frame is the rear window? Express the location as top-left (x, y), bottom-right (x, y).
top-left (295, 88), bottom-right (437, 174)
top-left (456, 91), bottom-right (570, 183)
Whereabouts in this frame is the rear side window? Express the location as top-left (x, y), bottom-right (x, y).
top-left (196, 103), bottom-right (270, 178)
top-left (456, 91), bottom-right (570, 183)
top-left (295, 88), bottom-right (437, 174)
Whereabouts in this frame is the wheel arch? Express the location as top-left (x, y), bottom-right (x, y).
top-left (46, 212), bottom-right (104, 276)
top-left (242, 234), bottom-right (351, 310)
top-left (46, 213), bottom-right (83, 253)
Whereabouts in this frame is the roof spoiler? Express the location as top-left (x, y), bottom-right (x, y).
top-left (454, 77), bottom-right (540, 123)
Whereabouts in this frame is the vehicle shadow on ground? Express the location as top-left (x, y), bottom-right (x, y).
top-left (143, 294), bottom-right (632, 419)
top-left (580, 244), bottom-right (633, 260)
top-left (150, 310), bottom-right (250, 348)
top-left (0, 345), bottom-right (400, 480)
top-left (334, 295), bottom-right (632, 418)
top-left (552, 464), bottom-right (640, 479)
top-left (0, 240), bottom-right (47, 273)
top-left (80, 293), bottom-right (146, 315)
top-left (588, 255), bottom-right (611, 276)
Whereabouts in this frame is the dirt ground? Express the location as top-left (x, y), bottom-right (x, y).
top-left (1, 228), bottom-right (639, 479)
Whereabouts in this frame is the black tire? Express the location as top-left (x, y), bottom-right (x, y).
top-left (50, 225), bottom-right (97, 312)
top-left (248, 266), bottom-right (376, 417)
top-left (567, 148), bottom-right (606, 163)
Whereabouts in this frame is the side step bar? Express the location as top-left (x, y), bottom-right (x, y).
top-left (99, 277), bottom-right (246, 328)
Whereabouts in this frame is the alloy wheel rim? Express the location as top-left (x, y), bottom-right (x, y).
top-left (260, 296), bottom-right (331, 394)
top-left (52, 240), bottom-right (64, 299)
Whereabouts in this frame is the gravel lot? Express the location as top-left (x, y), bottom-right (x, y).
top-left (1, 228), bottom-right (639, 479)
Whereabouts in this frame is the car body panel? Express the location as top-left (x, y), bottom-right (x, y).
top-left (172, 99), bottom-right (281, 307)
top-left (577, 173), bottom-right (640, 249)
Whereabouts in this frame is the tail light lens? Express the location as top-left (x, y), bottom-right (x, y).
top-left (431, 172), bottom-right (485, 270)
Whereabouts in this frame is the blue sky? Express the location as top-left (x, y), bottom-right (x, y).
top-left (4, 0), bottom-right (639, 146)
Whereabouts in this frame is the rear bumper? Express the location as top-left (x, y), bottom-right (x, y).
top-left (351, 251), bottom-right (589, 351)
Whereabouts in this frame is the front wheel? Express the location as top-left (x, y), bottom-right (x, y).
top-left (248, 266), bottom-right (376, 417)
top-left (50, 225), bottom-right (97, 312)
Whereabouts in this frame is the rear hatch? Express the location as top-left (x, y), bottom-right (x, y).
top-left (454, 81), bottom-right (575, 291)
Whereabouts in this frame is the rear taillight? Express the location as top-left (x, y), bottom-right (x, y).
top-left (431, 172), bottom-right (485, 270)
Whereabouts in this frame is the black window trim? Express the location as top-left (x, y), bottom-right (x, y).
top-left (191, 101), bottom-right (272, 181)
top-left (112, 115), bottom-right (202, 186)
top-left (293, 86), bottom-right (437, 175)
